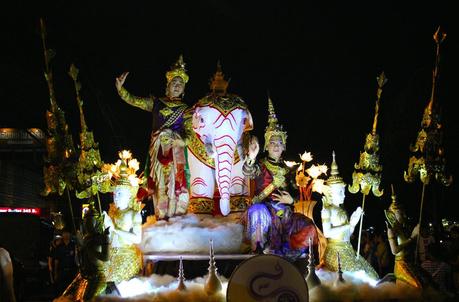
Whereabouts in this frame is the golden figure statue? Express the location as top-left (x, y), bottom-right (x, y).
top-left (321, 152), bottom-right (379, 280)
top-left (61, 203), bottom-right (109, 301)
top-left (102, 151), bottom-right (144, 284)
top-left (385, 186), bottom-right (431, 289)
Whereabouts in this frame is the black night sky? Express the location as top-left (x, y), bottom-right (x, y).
top-left (1, 1), bottom-right (458, 227)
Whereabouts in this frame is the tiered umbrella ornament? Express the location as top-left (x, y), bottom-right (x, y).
top-left (404, 27), bottom-right (452, 263)
top-left (69, 64), bottom-right (105, 213)
top-left (348, 72), bottom-right (386, 258)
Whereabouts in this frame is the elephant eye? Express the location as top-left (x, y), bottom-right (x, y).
top-left (201, 118), bottom-right (204, 122)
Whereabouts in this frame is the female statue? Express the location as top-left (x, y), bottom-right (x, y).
top-left (61, 203), bottom-right (109, 301)
top-left (321, 152), bottom-right (379, 280)
top-left (103, 151), bottom-right (143, 284)
top-left (243, 98), bottom-right (317, 258)
top-left (385, 186), bottom-right (431, 289)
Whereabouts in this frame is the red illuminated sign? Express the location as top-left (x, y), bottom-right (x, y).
top-left (0, 207), bottom-right (41, 215)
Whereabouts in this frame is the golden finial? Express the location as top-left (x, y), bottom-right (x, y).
top-left (372, 71), bottom-right (388, 135)
top-left (204, 239), bottom-right (222, 295)
top-left (177, 256), bottom-right (186, 291)
top-left (209, 61), bottom-right (229, 95)
top-left (433, 26), bottom-right (447, 45)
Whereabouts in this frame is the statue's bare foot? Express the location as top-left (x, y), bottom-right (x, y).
top-left (220, 198), bottom-right (231, 216)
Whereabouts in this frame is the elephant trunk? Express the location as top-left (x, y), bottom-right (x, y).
top-left (214, 134), bottom-right (236, 215)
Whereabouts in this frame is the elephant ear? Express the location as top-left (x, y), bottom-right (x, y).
top-left (243, 110), bottom-right (254, 132)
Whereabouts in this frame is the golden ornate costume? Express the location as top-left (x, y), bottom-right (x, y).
top-left (61, 203), bottom-right (109, 301)
top-left (243, 98), bottom-right (317, 259)
top-left (102, 151), bottom-right (144, 284)
top-left (117, 56), bottom-right (189, 219)
top-left (385, 188), bottom-right (431, 288)
top-left (321, 153), bottom-right (379, 279)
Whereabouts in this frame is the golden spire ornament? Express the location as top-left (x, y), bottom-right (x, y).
top-left (40, 19), bottom-right (78, 233)
top-left (209, 61), bottom-right (229, 95)
top-left (403, 27), bottom-right (452, 263)
top-left (348, 72), bottom-right (386, 258)
top-left (69, 64), bottom-right (104, 213)
top-left (177, 256), bottom-right (187, 291)
top-left (204, 239), bottom-right (222, 295)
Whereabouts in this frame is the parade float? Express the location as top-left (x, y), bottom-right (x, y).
top-left (40, 19), bottom-right (454, 301)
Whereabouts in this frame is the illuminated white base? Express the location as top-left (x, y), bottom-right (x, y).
top-left (95, 274), bottom-right (228, 301)
top-left (93, 269), bottom-right (435, 302)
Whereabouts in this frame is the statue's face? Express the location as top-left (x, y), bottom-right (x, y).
top-left (114, 186), bottom-right (131, 210)
top-left (394, 208), bottom-right (407, 224)
top-left (330, 184), bottom-right (345, 206)
top-left (167, 77), bottom-right (185, 98)
top-left (267, 136), bottom-right (285, 160)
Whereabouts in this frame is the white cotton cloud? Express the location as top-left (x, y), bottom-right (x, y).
top-left (309, 268), bottom-right (449, 302)
top-left (93, 274), bottom-right (227, 302)
top-left (141, 213), bottom-right (245, 254)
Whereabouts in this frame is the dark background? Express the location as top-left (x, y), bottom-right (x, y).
top-left (1, 1), bottom-right (458, 231)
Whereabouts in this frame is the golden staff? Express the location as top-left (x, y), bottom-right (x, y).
top-left (404, 27), bottom-right (452, 264)
top-left (348, 72), bottom-right (386, 258)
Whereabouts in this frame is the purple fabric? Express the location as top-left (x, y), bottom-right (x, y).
top-left (246, 203), bottom-right (272, 248)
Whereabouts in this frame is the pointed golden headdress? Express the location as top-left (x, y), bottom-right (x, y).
top-left (325, 151), bottom-right (345, 186)
top-left (384, 184), bottom-right (404, 227)
top-left (264, 97), bottom-right (287, 150)
top-left (209, 61), bottom-right (229, 95)
top-left (166, 55), bottom-right (189, 84)
top-left (387, 184), bottom-right (402, 212)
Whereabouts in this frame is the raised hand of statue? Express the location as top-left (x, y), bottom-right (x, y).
top-left (350, 206), bottom-right (363, 228)
top-left (385, 221), bottom-right (394, 237)
top-left (115, 72), bottom-right (129, 91)
top-left (103, 211), bottom-right (114, 231)
top-left (247, 136), bottom-right (259, 160)
top-left (272, 190), bottom-right (294, 205)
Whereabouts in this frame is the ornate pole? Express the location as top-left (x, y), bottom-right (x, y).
top-left (40, 19), bottom-right (78, 233)
top-left (404, 27), bottom-right (452, 264)
top-left (348, 72), bottom-right (386, 258)
top-left (69, 64), bottom-right (104, 214)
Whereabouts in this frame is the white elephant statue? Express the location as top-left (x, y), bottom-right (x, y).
top-left (187, 65), bottom-right (253, 216)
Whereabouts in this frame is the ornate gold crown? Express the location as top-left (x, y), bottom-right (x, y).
top-left (264, 97), bottom-right (287, 151)
top-left (165, 55), bottom-right (189, 84)
top-left (209, 61), bottom-right (229, 95)
top-left (325, 151), bottom-right (345, 186)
